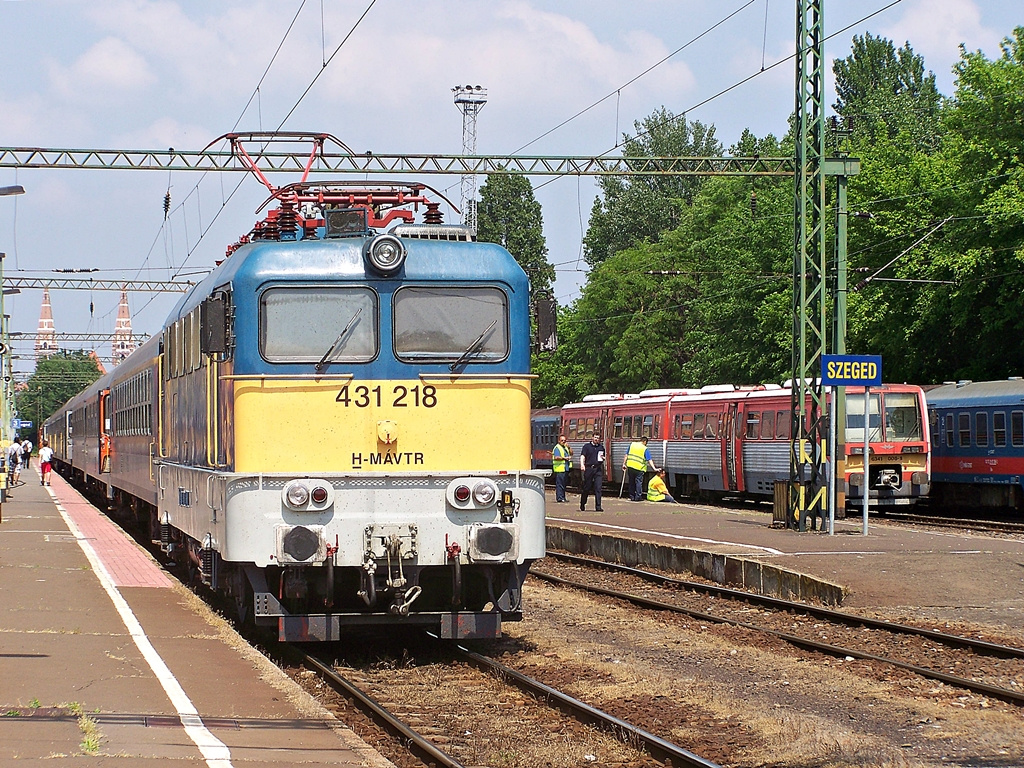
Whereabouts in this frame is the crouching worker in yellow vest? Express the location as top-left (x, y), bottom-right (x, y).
top-left (647, 469), bottom-right (677, 503)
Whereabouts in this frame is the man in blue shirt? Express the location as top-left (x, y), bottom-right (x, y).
top-left (579, 433), bottom-right (605, 512)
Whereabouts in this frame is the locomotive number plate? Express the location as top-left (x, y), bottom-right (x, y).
top-left (336, 384), bottom-right (438, 408)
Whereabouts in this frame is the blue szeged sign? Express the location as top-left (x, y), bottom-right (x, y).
top-left (821, 354), bottom-right (882, 387)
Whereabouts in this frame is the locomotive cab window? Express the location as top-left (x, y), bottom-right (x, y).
top-left (260, 286), bottom-right (378, 363)
top-left (394, 286), bottom-right (508, 363)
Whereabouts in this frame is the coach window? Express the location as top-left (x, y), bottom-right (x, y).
top-left (653, 414), bottom-right (661, 437)
top-left (945, 414), bottom-right (954, 447)
top-left (745, 411), bottom-right (761, 439)
top-left (394, 286), bottom-right (508, 364)
top-left (642, 415), bottom-right (653, 438)
top-left (693, 413), bottom-right (705, 439)
top-left (993, 412), bottom-right (1007, 447)
top-left (613, 417), bottom-right (623, 438)
top-left (975, 412), bottom-right (989, 447)
top-left (1012, 411), bottom-right (1023, 447)
top-left (679, 414), bottom-right (693, 439)
top-left (705, 413), bottom-right (719, 439)
top-left (930, 411), bottom-right (939, 448)
top-left (776, 411), bottom-right (789, 439)
top-left (262, 286), bottom-right (378, 363)
top-left (568, 419), bottom-right (577, 440)
top-left (958, 413), bottom-right (971, 447)
top-left (761, 410), bottom-right (775, 439)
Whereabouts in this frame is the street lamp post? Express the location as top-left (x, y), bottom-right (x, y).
top-left (1, 183), bottom-right (27, 450)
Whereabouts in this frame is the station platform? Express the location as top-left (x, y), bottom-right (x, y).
top-left (546, 494), bottom-right (1024, 636)
top-left (0, 466), bottom-right (390, 767)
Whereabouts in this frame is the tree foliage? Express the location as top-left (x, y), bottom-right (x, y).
top-left (476, 173), bottom-right (554, 295)
top-left (583, 107), bottom-right (722, 267)
top-left (14, 351), bottom-right (103, 440)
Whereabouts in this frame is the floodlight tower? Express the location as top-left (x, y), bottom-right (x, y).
top-left (452, 85), bottom-right (488, 232)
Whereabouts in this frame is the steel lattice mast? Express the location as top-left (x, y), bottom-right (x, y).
top-left (453, 86), bottom-right (488, 231)
top-left (790, 0), bottom-right (828, 531)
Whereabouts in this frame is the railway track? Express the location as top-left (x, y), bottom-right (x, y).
top-left (534, 552), bottom-right (1024, 708)
top-left (280, 638), bottom-right (721, 768)
top-left (877, 510), bottom-right (1024, 535)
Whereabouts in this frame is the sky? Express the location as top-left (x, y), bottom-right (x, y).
top-left (0, 0), bottom-right (1020, 381)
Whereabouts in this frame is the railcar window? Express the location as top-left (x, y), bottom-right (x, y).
top-left (586, 417), bottom-right (595, 437)
top-left (679, 414), bottom-right (693, 439)
top-left (394, 286), bottom-right (508, 362)
top-left (568, 419), bottom-right (577, 440)
top-left (945, 414), bottom-right (954, 447)
top-left (705, 412), bottom-right (720, 439)
top-left (653, 414), bottom-right (661, 437)
top-left (930, 411), bottom-right (939, 447)
top-left (958, 413), bottom-right (971, 447)
top-left (975, 412), bottom-right (989, 447)
top-left (761, 410), bottom-right (775, 439)
top-left (613, 417), bottom-right (623, 438)
top-left (642, 415), bottom-right (653, 438)
top-left (630, 416), bottom-right (640, 438)
top-left (746, 412), bottom-right (761, 439)
top-left (261, 287), bottom-right (378, 362)
top-left (693, 413), bottom-right (705, 439)
top-left (994, 412), bottom-right (1006, 447)
top-left (846, 393), bottom-right (881, 443)
top-left (883, 393), bottom-right (923, 440)
top-left (1012, 411), bottom-right (1023, 447)
top-left (776, 410), bottom-right (789, 439)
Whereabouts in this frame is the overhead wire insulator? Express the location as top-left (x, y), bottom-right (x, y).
top-left (163, 191), bottom-right (171, 220)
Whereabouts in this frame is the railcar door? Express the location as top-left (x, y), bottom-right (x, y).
top-left (99, 389), bottom-right (111, 473)
top-left (65, 409), bottom-right (73, 463)
top-left (723, 403), bottom-right (739, 491)
top-left (601, 408), bottom-right (612, 481)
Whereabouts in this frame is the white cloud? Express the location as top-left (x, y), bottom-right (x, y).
top-left (50, 36), bottom-right (156, 100)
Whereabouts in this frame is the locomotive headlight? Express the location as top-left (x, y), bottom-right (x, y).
top-left (365, 234), bottom-right (406, 275)
top-left (453, 484), bottom-right (472, 503)
top-left (310, 485), bottom-right (329, 504)
top-left (285, 481), bottom-right (310, 508)
top-left (472, 481), bottom-right (497, 506)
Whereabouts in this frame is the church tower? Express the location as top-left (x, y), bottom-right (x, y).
top-left (34, 288), bottom-right (57, 360)
top-left (112, 289), bottom-right (136, 365)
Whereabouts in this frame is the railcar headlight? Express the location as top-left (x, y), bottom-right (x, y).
top-left (364, 234), bottom-right (406, 275)
top-left (310, 485), bottom-right (329, 504)
top-left (472, 481), bottom-right (497, 506)
top-left (454, 484), bottom-right (472, 503)
top-left (285, 482), bottom-right (310, 508)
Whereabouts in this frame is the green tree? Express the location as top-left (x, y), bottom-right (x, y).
top-left (832, 33), bottom-right (942, 152)
top-left (476, 173), bottom-right (554, 294)
top-left (583, 107), bottom-right (722, 267)
top-left (14, 351), bottom-right (103, 439)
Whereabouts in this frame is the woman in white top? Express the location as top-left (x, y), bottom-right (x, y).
top-left (38, 441), bottom-right (54, 486)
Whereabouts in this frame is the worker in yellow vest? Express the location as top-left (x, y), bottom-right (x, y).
top-left (647, 469), bottom-right (677, 503)
top-left (551, 434), bottom-right (572, 503)
top-left (623, 436), bottom-right (657, 501)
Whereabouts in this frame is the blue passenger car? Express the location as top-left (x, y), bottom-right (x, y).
top-left (927, 379), bottom-right (1024, 511)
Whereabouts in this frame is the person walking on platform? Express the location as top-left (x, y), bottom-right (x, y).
top-left (579, 433), bottom-right (605, 512)
top-left (38, 440), bottom-right (54, 486)
top-left (551, 434), bottom-right (572, 503)
top-left (7, 439), bottom-right (23, 486)
top-left (21, 438), bottom-right (32, 470)
top-left (647, 469), bottom-right (678, 503)
top-left (623, 435), bottom-right (658, 501)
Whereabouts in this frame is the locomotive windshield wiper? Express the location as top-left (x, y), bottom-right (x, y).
top-left (449, 320), bottom-right (497, 372)
top-left (316, 307), bottom-right (363, 372)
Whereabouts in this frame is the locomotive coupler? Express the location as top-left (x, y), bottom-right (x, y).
top-left (384, 534), bottom-right (407, 589)
top-left (357, 557), bottom-right (377, 607)
top-left (324, 537), bottom-right (339, 610)
top-left (389, 586), bottom-right (422, 616)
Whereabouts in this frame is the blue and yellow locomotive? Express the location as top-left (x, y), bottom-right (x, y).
top-left (44, 177), bottom-right (550, 640)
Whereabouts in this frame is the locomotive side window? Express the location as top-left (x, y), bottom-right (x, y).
top-left (394, 286), bottom-right (508, 363)
top-left (958, 413), bottom-right (971, 447)
top-left (261, 287), bottom-right (378, 362)
top-left (761, 410), bottom-right (775, 439)
top-left (975, 412), bottom-right (989, 447)
top-left (1012, 411), bottom-right (1024, 447)
top-left (994, 412), bottom-right (1006, 447)
top-left (945, 414), bottom-right (954, 447)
